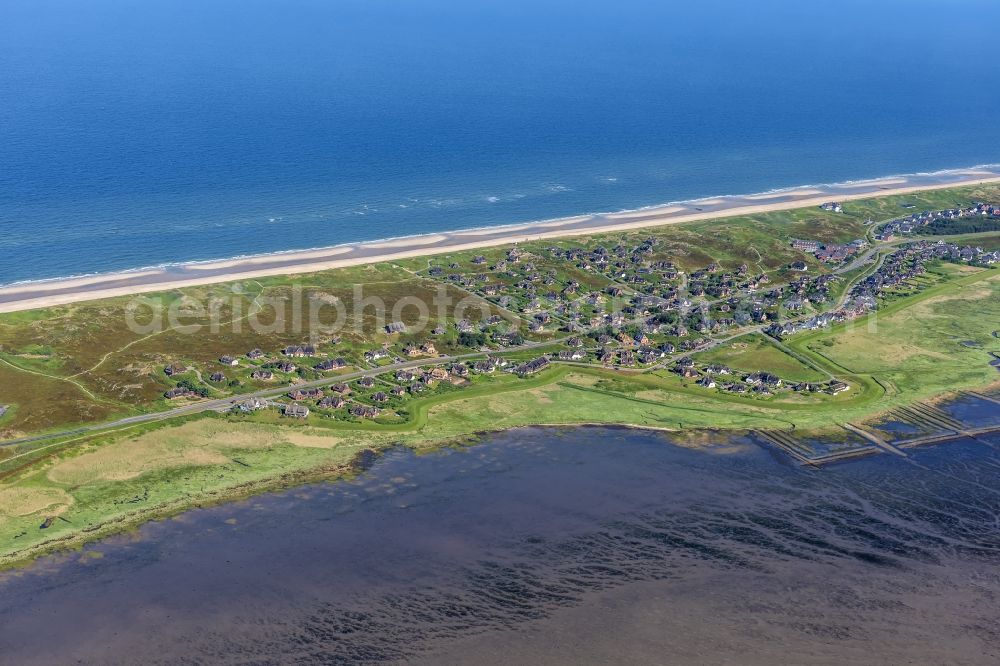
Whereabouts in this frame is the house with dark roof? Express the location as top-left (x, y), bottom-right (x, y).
top-left (364, 349), bottom-right (390, 362)
top-left (746, 372), bottom-right (782, 388)
top-left (637, 349), bottom-right (659, 364)
top-left (288, 388), bottom-right (324, 401)
top-left (318, 395), bottom-right (346, 409)
top-left (314, 358), bottom-right (346, 372)
top-left (515, 357), bottom-right (550, 376)
top-left (350, 405), bottom-right (380, 419)
top-left (284, 404), bottom-right (310, 419)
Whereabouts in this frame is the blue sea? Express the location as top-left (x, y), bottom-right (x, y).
top-left (2, 0), bottom-right (1000, 285)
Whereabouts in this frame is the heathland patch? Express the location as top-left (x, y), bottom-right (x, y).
top-left (2, 183), bottom-right (1000, 569)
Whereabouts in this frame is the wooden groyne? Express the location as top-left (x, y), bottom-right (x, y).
top-left (753, 429), bottom-right (879, 466)
top-left (843, 423), bottom-right (907, 457)
top-left (754, 419), bottom-right (1000, 466)
top-left (966, 390), bottom-right (1000, 407)
top-left (906, 402), bottom-right (964, 431)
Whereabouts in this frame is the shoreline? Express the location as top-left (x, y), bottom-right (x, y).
top-left (0, 422), bottom-right (680, 573)
top-left (3, 166), bottom-right (1000, 313)
top-left (5, 409), bottom-right (1000, 574)
top-left (0, 452), bottom-right (368, 574)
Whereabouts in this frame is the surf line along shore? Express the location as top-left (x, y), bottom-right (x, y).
top-left (3, 168), bottom-right (1000, 314)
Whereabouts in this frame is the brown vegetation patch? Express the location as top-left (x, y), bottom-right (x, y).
top-left (0, 487), bottom-right (73, 517)
top-left (45, 421), bottom-right (346, 486)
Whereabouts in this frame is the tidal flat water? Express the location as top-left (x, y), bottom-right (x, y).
top-left (0, 426), bottom-right (999, 665)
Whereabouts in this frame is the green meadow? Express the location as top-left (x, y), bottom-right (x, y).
top-left (1, 185), bottom-right (999, 570)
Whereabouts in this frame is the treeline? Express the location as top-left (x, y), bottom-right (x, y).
top-left (917, 217), bottom-right (1000, 236)
top-left (174, 378), bottom-right (210, 397)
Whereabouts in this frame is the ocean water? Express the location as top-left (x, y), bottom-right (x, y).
top-left (2, 0), bottom-right (1000, 285)
top-left (1, 426), bottom-right (998, 663)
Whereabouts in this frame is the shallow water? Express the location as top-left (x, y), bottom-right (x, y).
top-left (1, 426), bottom-right (999, 664)
top-left (937, 395), bottom-right (1000, 429)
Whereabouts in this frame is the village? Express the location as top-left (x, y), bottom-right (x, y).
top-left (769, 240), bottom-right (999, 340)
top-left (874, 202), bottom-right (1000, 240)
top-left (153, 203), bottom-right (999, 423)
top-left (790, 236), bottom-right (869, 264)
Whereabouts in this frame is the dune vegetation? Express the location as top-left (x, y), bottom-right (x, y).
top-left (1, 185), bottom-right (999, 570)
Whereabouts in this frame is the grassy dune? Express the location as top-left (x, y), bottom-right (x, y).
top-left (4, 261), bottom-right (999, 569)
top-left (1, 186), bottom-right (1000, 569)
top-left (0, 268), bottom-right (517, 438)
top-left (3, 183), bottom-right (999, 438)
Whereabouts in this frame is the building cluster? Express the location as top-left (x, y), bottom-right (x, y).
top-left (227, 356), bottom-right (514, 421)
top-left (444, 238), bottom-right (818, 362)
top-left (851, 241), bottom-right (998, 300)
top-left (768, 240), bottom-right (998, 339)
top-left (670, 356), bottom-right (849, 397)
top-left (791, 238), bottom-right (868, 264)
top-left (158, 207), bottom-right (997, 409)
top-left (874, 203), bottom-right (1000, 241)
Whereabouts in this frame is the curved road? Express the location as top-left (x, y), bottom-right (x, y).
top-left (2, 230), bottom-right (991, 450)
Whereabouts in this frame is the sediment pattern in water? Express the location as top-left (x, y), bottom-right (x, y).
top-left (0, 426), bottom-right (998, 664)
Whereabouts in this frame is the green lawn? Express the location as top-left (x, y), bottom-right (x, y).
top-left (2, 184), bottom-right (1000, 570)
top-left (694, 334), bottom-right (827, 382)
top-left (792, 268), bottom-right (1000, 401)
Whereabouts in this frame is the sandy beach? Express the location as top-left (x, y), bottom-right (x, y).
top-left (2, 167), bottom-right (999, 313)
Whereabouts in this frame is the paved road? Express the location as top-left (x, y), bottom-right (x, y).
top-left (2, 229), bottom-right (988, 450)
top-left (0, 341), bottom-right (565, 449)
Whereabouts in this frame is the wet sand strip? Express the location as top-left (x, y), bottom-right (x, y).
top-left (3, 168), bottom-right (1000, 313)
